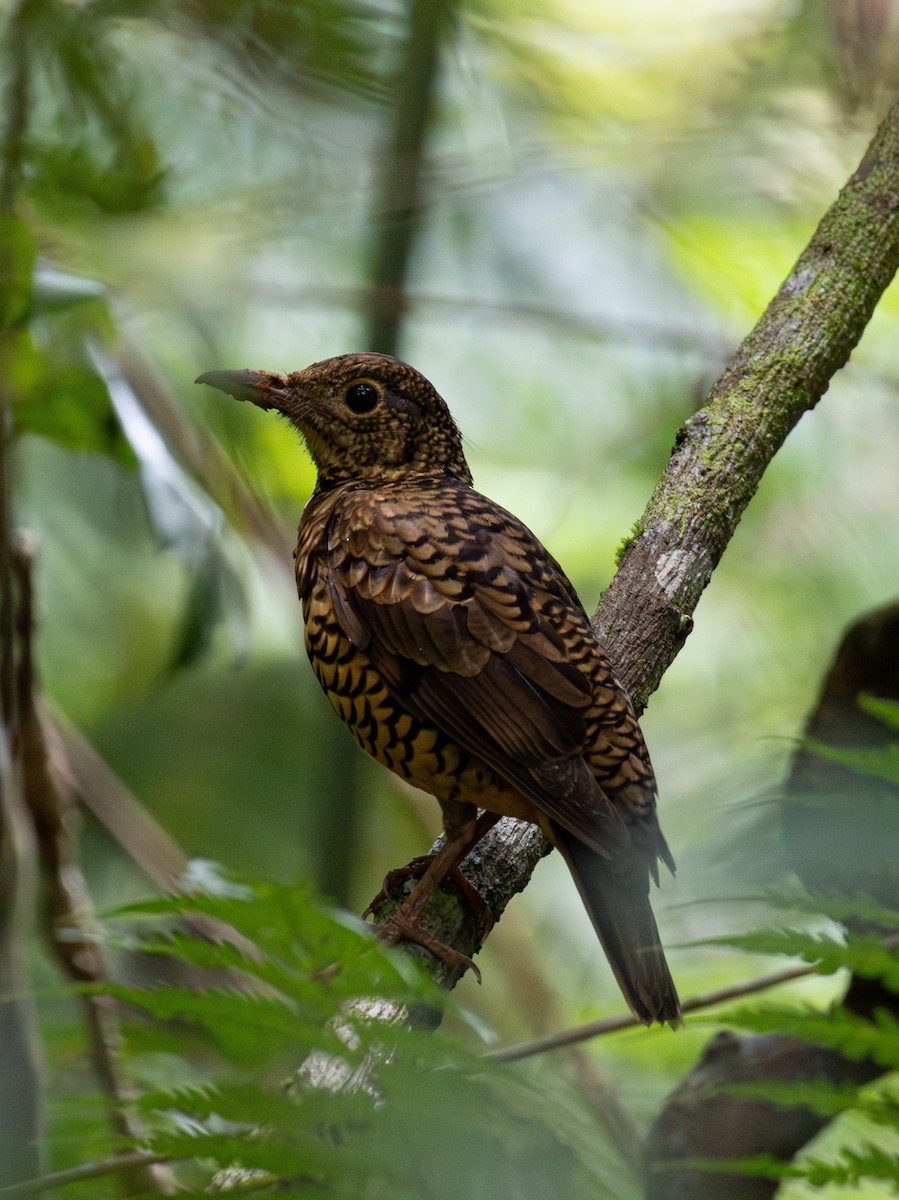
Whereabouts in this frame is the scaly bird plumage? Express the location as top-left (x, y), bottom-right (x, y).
top-left (198, 353), bottom-right (680, 1025)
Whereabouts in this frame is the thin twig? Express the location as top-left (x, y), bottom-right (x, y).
top-left (118, 346), bottom-right (291, 564)
top-left (0, 1152), bottom-right (173, 1200)
top-left (13, 539), bottom-right (175, 1195)
top-left (264, 280), bottom-right (730, 357)
top-left (484, 963), bottom-right (817, 1062)
top-left (50, 710), bottom-right (190, 890)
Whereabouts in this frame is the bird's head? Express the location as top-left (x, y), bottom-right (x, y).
top-left (196, 352), bottom-right (472, 489)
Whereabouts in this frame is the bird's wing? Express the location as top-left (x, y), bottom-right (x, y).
top-left (324, 481), bottom-right (645, 856)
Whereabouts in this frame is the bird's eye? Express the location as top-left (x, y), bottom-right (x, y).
top-left (344, 381), bottom-right (380, 415)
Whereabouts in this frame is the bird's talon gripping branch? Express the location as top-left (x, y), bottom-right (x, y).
top-left (362, 856), bottom-right (436, 918)
top-left (363, 859), bottom-right (495, 935)
top-left (372, 914), bottom-right (483, 982)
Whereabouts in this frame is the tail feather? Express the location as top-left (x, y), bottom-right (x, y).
top-left (555, 826), bottom-right (681, 1026)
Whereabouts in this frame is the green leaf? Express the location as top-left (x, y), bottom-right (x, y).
top-left (722, 1004), bottom-right (899, 1071)
top-left (99, 978), bottom-right (355, 1067)
top-left (705, 926), bottom-right (899, 988)
top-left (722, 1078), bottom-right (862, 1118)
top-left (671, 1144), bottom-right (899, 1190)
top-left (803, 735), bottom-right (899, 787)
top-left (800, 1144), bottom-right (899, 1189)
top-left (859, 694), bottom-right (899, 732)
top-left (767, 887), bottom-right (899, 931)
top-left (2, 263), bottom-right (132, 461)
top-left (11, 356), bottom-right (134, 462)
top-left (665, 1151), bottom-right (794, 1182)
top-left (106, 879), bottom-right (444, 1010)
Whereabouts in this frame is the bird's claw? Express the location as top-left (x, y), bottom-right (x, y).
top-left (363, 858), bottom-right (495, 934)
top-left (371, 913), bottom-right (483, 983)
top-left (362, 855), bottom-right (435, 918)
top-left (363, 855), bottom-right (494, 982)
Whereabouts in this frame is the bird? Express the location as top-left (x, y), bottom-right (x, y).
top-left (197, 353), bottom-right (680, 1025)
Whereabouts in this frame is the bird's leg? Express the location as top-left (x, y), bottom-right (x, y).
top-left (364, 811), bottom-right (500, 978)
top-left (368, 857), bottom-right (493, 926)
top-left (363, 810), bottom-right (499, 920)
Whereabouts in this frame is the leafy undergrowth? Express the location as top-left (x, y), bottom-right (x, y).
top-left (74, 877), bottom-right (635, 1200)
top-left (691, 902), bottom-right (899, 1195)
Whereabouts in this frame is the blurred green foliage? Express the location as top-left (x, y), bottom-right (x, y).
top-left (88, 880), bottom-right (640, 1199)
top-left (43, 876), bottom-right (899, 1198)
top-left (2, 0), bottom-right (899, 1195)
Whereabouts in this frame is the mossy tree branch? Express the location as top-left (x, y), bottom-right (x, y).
top-left (370, 95), bottom-right (899, 987)
top-left (599, 105), bottom-right (899, 707)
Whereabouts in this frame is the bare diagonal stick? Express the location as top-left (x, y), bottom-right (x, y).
top-left (484, 963), bottom-right (817, 1063)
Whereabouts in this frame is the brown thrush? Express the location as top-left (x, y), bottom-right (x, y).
top-left (198, 353), bottom-right (680, 1024)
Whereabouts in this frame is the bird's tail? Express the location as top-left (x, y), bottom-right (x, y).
top-left (554, 826), bottom-right (681, 1026)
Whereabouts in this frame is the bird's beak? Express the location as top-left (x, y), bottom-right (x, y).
top-left (195, 369), bottom-right (291, 413)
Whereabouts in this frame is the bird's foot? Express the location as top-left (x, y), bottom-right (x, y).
top-left (371, 912), bottom-right (483, 982)
top-left (363, 859), bottom-right (495, 932)
top-left (363, 857), bottom-right (495, 982)
top-left (362, 856), bottom-right (434, 918)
